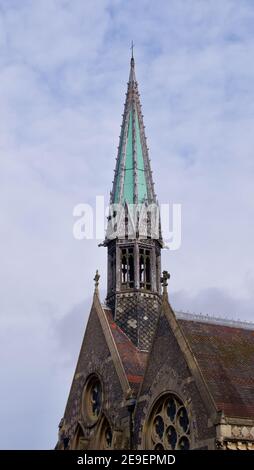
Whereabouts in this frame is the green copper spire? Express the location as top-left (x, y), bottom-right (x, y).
top-left (111, 55), bottom-right (156, 206)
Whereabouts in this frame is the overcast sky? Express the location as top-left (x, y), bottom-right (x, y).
top-left (1, 0), bottom-right (254, 449)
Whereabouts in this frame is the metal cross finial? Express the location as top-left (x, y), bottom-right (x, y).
top-left (160, 270), bottom-right (170, 295)
top-left (94, 269), bottom-right (100, 291)
top-left (131, 40), bottom-right (134, 59)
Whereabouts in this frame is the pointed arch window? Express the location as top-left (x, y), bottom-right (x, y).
top-left (94, 415), bottom-right (113, 450)
top-left (139, 248), bottom-right (151, 290)
top-left (121, 248), bottom-right (134, 288)
top-left (71, 423), bottom-right (87, 450)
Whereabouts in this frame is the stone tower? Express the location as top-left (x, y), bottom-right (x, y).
top-left (103, 54), bottom-right (163, 351)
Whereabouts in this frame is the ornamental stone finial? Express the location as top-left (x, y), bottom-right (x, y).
top-left (94, 269), bottom-right (100, 294)
top-left (131, 40), bottom-right (134, 60)
top-left (160, 270), bottom-right (170, 296)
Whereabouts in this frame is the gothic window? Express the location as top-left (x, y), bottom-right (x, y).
top-left (144, 394), bottom-right (191, 450)
top-left (140, 254), bottom-right (144, 284)
top-left (129, 253), bottom-right (134, 285)
top-left (121, 248), bottom-right (134, 288)
top-left (96, 415), bottom-right (113, 450)
top-left (121, 252), bottom-right (127, 284)
top-left (146, 256), bottom-right (151, 285)
top-left (139, 249), bottom-right (151, 290)
top-left (71, 423), bottom-right (87, 450)
top-left (82, 375), bottom-right (103, 424)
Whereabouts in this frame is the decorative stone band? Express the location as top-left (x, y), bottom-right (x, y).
top-left (216, 440), bottom-right (254, 450)
top-left (216, 423), bottom-right (254, 450)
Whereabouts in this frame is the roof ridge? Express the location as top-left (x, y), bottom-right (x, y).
top-left (175, 310), bottom-right (254, 331)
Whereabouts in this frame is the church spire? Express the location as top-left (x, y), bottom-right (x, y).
top-left (111, 54), bottom-right (156, 206)
top-left (105, 54), bottom-right (163, 351)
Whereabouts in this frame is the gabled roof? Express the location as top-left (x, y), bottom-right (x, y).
top-left (98, 293), bottom-right (254, 420)
top-left (111, 56), bottom-right (156, 205)
top-left (178, 317), bottom-right (254, 419)
top-left (103, 307), bottom-right (148, 394)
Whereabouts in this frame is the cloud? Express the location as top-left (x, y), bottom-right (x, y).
top-left (171, 287), bottom-right (254, 323)
top-left (1, 0), bottom-right (254, 449)
top-left (0, 314), bottom-right (69, 449)
top-left (53, 298), bottom-right (94, 366)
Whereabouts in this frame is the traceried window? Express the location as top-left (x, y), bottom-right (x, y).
top-left (121, 248), bottom-right (134, 288)
top-left (82, 375), bottom-right (103, 424)
top-left (139, 248), bottom-right (151, 290)
top-left (144, 394), bottom-right (191, 450)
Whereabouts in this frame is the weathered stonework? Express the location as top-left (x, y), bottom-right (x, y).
top-left (57, 292), bottom-right (254, 451)
top-left (57, 300), bottom-right (130, 450)
top-left (134, 311), bottom-right (216, 450)
top-left (215, 420), bottom-right (254, 450)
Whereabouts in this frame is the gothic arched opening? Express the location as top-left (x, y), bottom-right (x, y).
top-left (139, 248), bottom-right (151, 290)
top-left (71, 423), bottom-right (87, 450)
top-left (121, 247), bottom-right (134, 288)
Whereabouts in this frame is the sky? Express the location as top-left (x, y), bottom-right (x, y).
top-left (1, 0), bottom-right (254, 449)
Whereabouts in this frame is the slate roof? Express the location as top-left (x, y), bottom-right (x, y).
top-left (103, 307), bottom-right (148, 394)
top-left (103, 302), bottom-right (254, 418)
top-left (178, 318), bottom-right (254, 419)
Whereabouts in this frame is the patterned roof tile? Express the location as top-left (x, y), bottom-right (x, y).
top-left (179, 319), bottom-right (254, 419)
top-left (104, 308), bottom-right (148, 394)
